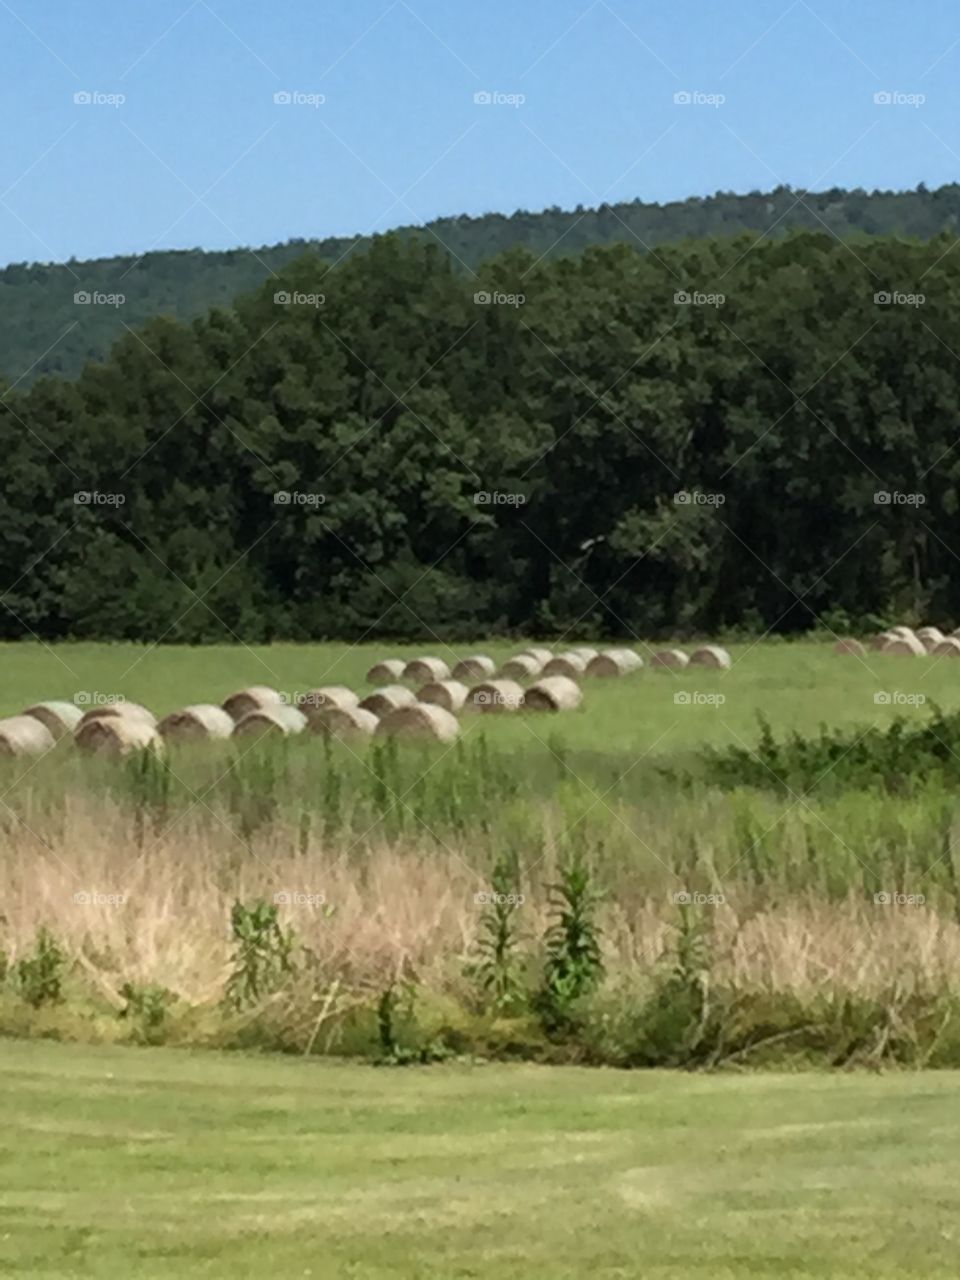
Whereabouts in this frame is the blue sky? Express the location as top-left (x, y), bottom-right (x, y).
top-left (3, 0), bottom-right (959, 267)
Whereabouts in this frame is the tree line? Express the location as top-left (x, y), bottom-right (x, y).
top-left (3, 180), bottom-right (960, 384)
top-left (2, 228), bottom-right (958, 642)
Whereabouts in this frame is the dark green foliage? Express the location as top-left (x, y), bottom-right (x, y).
top-left (14, 928), bottom-right (65, 1007)
top-left (6, 223), bottom-right (960, 640)
top-left (224, 901), bottom-right (297, 1010)
top-left (5, 182), bottom-right (960, 384)
top-left (706, 705), bottom-right (960, 795)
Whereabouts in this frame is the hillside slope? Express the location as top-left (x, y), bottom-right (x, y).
top-left (2, 181), bottom-right (958, 385)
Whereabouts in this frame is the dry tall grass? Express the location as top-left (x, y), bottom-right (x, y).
top-left (4, 803), bottom-right (959, 1009)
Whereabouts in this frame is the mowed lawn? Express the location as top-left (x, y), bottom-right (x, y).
top-left (1, 1041), bottom-right (959, 1279)
top-left (1, 638), bottom-right (957, 760)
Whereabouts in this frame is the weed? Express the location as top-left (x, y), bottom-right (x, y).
top-left (224, 901), bottom-right (297, 1010)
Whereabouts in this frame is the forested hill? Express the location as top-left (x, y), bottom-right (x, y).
top-left (3, 229), bottom-right (960, 643)
top-left (3, 181), bottom-right (960, 385)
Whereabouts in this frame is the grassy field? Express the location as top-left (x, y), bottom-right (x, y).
top-left (2, 636), bottom-right (960, 1069)
top-left (0, 1039), bottom-right (957, 1279)
top-left (2, 635), bottom-right (956, 756)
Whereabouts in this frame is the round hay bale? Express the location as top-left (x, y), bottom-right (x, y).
top-left (222, 686), bottom-right (283, 722)
top-left (689, 646), bottom-right (732, 671)
top-left (499, 654), bottom-right (544, 680)
top-left (308, 705), bottom-right (379, 740)
top-left (523, 676), bottom-right (583, 712)
top-left (542, 653), bottom-right (587, 679)
top-left (158, 704), bottom-right (235, 741)
top-left (869, 631), bottom-right (897, 651)
top-left (916, 627), bottom-right (944, 653)
top-left (834, 639), bottom-right (867, 657)
top-left (451, 655), bottom-right (496, 681)
top-left (232, 706), bottom-right (307, 739)
top-left (366, 659), bottom-right (405, 683)
top-left (359, 686), bottom-right (417, 717)
top-left (881, 635), bottom-right (926, 657)
top-left (467, 680), bottom-right (525, 713)
top-left (888, 626), bottom-right (917, 640)
top-left (522, 647), bottom-right (553, 665)
top-left (586, 649), bottom-right (643, 677)
top-left (418, 680), bottom-right (469, 713)
top-left (402, 656), bottom-right (451, 683)
top-left (650, 649), bottom-right (689, 671)
top-left (296, 686), bottom-right (358, 714)
top-left (570, 647), bottom-right (599, 663)
top-left (375, 703), bottom-right (460, 743)
top-left (21, 701), bottom-right (82, 739)
top-left (932, 638), bottom-right (960, 659)
top-left (77, 701), bottom-right (156, 728)
top-left (75, 716), bottom-right (163, 757)
top-left (0, 716), bottom-right (56, 757)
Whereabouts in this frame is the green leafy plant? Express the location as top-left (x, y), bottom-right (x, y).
top-left (466, 851), bottom-right (526, 1013)
top-left (224, 900), bottom-right (297, 1010)
top-left (119, 981), bottom-right (177, 1044)
top-left (536, 848), bottom-right (604, 1031)
top-left (15, 927), bottom-right (65, 1007)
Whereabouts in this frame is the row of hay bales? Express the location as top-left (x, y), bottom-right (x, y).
top-left (0, 670), bottom-right (580, 758)
top-left (837, 625), bottom-right (960, 658)
top-left (0, 643), bottom-right (734, 757)
top-left (368, 643), bottom-right (732, 684)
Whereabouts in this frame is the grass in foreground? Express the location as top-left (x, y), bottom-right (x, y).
top-left (1, 1040), bottom-right (959, 1279)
